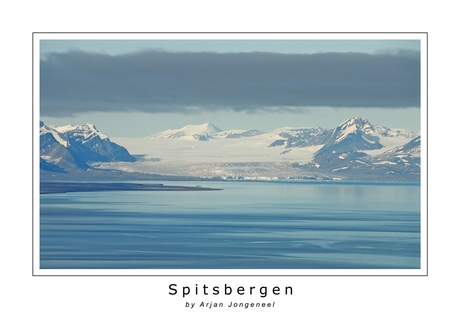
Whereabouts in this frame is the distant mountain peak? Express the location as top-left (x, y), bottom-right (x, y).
top-left (148, 123), bottom-right (222, 140)
top-left (314, 117), bottom-right (384, 163)
top-left (342, 116), bottom-right (370, 125)
top-left (54, 123), bottom-right (109, 140)
top-left (337, 116), bottom-right (373, 133)
top-left (40, 122), bottom-right (134, 172)
top-left (384, 135), bottom-right (421, 156)
top-left (332, 117), bottom-right (375, 142)
top-left (183, 122), bottom-right (222, 133)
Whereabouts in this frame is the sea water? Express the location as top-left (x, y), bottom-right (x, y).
top-left (40, 181), bottom-right (421, 269)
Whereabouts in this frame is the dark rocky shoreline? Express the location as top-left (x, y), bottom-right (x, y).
top-left (40, 182), bottom-right (222, 194)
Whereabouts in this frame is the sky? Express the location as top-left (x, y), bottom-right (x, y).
top-left (37, 34), bottom-right (423, 137)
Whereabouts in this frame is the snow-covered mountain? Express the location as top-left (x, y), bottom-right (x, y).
top-left (148, 123), bottom-right (269, 141)
top-left (40, 122), bottom-right (135, 172)
top-left (384, 135), bottom-right (421, 156)
top-left (216, 129), bottom-right (265, 139)
top-left (294, 134), bottom-right (421, 179)
top-left (268, 127), bottom-right (332, 148)
top-left (148, 123), bottom-right (222, 141)
top-left (313, 117), bottom-right (386, 165)
top-left (298, 117), bottom-right (421, 178)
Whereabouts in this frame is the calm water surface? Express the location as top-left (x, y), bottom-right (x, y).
top-left (40, 181), bottom-right (421, 269)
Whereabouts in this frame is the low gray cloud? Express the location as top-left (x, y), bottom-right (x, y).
top-left (40, 49), bottom-right (420, 117)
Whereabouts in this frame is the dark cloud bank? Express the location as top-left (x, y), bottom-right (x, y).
top-left (40, 49), bottom-right (420, 117)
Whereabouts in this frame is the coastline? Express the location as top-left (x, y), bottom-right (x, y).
top-left (40, 181), bottom-right (222, 194)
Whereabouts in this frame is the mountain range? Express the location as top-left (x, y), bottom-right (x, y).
top-left (40, 117), bottom-right (422, 182)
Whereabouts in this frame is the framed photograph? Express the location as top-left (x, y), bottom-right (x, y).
top-left (33, 32), bottom-right (427, 276)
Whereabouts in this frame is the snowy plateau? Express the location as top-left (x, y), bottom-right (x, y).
top-left (40, 117), bottom-right (421, 182)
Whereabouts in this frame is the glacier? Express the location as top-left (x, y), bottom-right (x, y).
top-left (100, 118), bottom-right (421, 182)
top-left (40, 118), bottom-right (421, 181)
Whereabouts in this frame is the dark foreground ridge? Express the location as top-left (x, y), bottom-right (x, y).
top-left (40, 182), bottom-right (222, 194)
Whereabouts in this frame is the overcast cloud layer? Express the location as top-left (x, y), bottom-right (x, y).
top-left (40, 50), bottom-right (420, 117)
